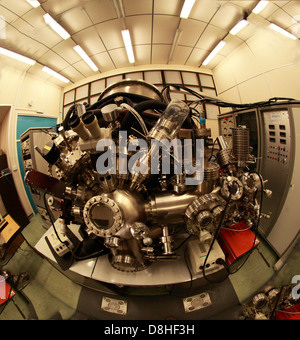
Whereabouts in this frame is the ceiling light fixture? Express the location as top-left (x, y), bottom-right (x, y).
top-left (229, 19), bottom-right (249, 35)
top-left (43, 13), bottom-right (70, 40)
top-left (42, 66), bottom-right (70, 83)
top-left (26, 0), bottom-right (40, 8)
top-left (168, 29), bottom-right (183, 62)
top-left (73, 45), bottom-right (98, 71)
top-left (252, 1), bottom-right (269, 14)
top-left (122, 29), bottom-right (135, 63)
top-left (112, 0), bottom-right (125, 18)
top-left (180, 0), bottom-right (196, 19)
top-left (269, 23), bottom-right (297, 40)
top-left (202, 40), bottom-right (226, 66)
top-left (0, 47), bottom-right (36, 65)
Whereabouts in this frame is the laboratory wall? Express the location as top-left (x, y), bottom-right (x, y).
top-left (0, 63), bottom-right (63, 217)
top-left (213, 19), bottom-right (300, 110)
top-left (0, 63), bottom-right (63, 116)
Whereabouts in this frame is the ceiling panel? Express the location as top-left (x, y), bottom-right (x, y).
top-left (41, 0), bottom-right (83, 16)
top-left (93, 51), bottom-right (116, 72)
top-left (0, 4), bottom-right (21, 23)
top-left (59, 6), bottom-right (93, 34)
top-left (272, 1), bottom-right (291, 8)
top-left (0, 0), bottom-right (298, 87)
top-left (282, 1), bottom-right (300, 16)
top-left (196, 25), bottom-right (227, 50)
top-left (110, 47), bottom-right (132, 68)
top-left (154, 0), bottom-right (182, 16)
top-left (257, 2), bottom-right (279, 18)
top-left (126, 15), bottom-right (152, 45)
top-left (0, 0), bottom-right (31, 16)
top-left (38, 50), bottom-right (71, 71)
top-left (2, 24), bottom-right (48, 58)
top-left (123, 0), bottom-right (153, 16)
top-left (72, 59), bottom-right (98, 78)
top-left (51, 39), bottom-right (81, 64)
top-left (185, 47), bottom-right (208, 67)
top-left (0, 54), bottom-right (32, 72)
top-left (153, 15), bottom-right (180, 45)
top-left (59, 64), bottom-right (85, 82)
top-left (73, 26), bottom-right (106, 54)
top-left (179, 19), bottom-right (207, 47)
top-left (21, 6), bottom-right (46, 28)
top-left (170, 45), bottom-right (194, 65)
top-left (134, 44), bottom-right (151, 65)
top-left (220, 34), bottom-right (243, 56)
top-left (11, 15), bottom-right (63, 49)
top-left (210, 2), bottom-right (244, 31)
top-left (207, 54), bottom-right (226, 70)
top-left (190, 0), bottom-right (220, 23)
top-left (234, 19), bottom-right (258, 41)
top-left (268, 7), bottom-right (297, 29)
top-left (83, 0), bottom-right (117, 24)
top-left (229, 0), bottom-right (257, 10)
top-left (95, 19), bottom-right (124, 50)
top-left (151, 44), bottom-right (171, 64)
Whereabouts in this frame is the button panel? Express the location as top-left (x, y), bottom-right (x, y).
top-left (263, 110), bottom-right (291, 167)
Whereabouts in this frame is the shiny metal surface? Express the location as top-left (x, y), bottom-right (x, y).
top-left (145, 192), bottom-right (198, 225)
top-left (98, 79), bottom-right (164, 102)
top-left (27, 79), bottom-right (271, 276)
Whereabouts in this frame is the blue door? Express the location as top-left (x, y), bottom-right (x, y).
top-left (17, 115), bottom-right (57, 213)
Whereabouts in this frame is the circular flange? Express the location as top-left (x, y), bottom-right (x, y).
top-left (83, 195), bottom-right (123, 237)
top-left (221, 176), bottom-right (244, 200)
top-left (109, 254), bottom-right (150, 272)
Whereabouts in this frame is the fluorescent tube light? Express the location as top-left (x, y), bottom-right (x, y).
top-left (180, 0), bottom-right (196, 19)
top-left (202, 40), bottom-right (226, 66)
top-left (0, 47), bottom-right (36, 65)
top-left (122, 29), bottom-right (135, 64)
top-left (26, 0), bottom-right (40, 8)
top-left (42, 66), bottom-right (70, 83)
top-left (229, 19), bottom-right (249, 35)
top-left (43, 13), bottom-right (70, 40)
top-left (73, 45), bottom-right (98, 71)
top-left (168, 29), bottom-right (183, 62)
top-left (269, 23), bottom-right (297, 40)
top-left (252, 1), bottom-right (269, 14)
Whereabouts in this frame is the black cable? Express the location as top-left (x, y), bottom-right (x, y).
top-left (162, 84), bottom-right (297, 109)
top-left (43, 192), bottom-right (66, 246)
top-left (0, 253), bottom-right (15, 268)
top-left (43, 192), bottom-right (107, 261)
top-left (183, 246), bottom-right (193, 292)
top-left (201, 193), bottom-right (232, 284)
top-left (228, 171), bottom-right (264, 275)
top-left (198, 173), bottom-right (262, 283)
top-left (270, 286), bottom-right (284, 320)
top-left (173, 234), bottom-right (192, 251)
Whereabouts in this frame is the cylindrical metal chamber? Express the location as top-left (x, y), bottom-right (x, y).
top-left (232, 126), bottom-right (250, 166)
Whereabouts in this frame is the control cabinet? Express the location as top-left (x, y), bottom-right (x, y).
top-left (218, 103), bottom-right (300, 257)
top-left (258, 107), bottom-right (294, 237)
top-left (20, 128), bottom-right (57, 228)
top-left (218, 113), bottom-right (234, 146)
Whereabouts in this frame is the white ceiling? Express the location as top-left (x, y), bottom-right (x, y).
top-left (0, 0), bottom-right (299, 86)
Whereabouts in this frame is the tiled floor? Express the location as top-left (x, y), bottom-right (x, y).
top-left (0, 213), bottom-right (299, 320)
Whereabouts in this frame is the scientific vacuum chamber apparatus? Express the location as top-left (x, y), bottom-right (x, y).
top-left (24, 80), bottom-right (275, 284)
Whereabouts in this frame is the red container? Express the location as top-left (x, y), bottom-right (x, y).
top-left (218, 222), bottom-right (260, 266)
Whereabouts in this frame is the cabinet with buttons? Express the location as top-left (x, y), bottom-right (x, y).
top-left (258, 108), bottom-right (293, 238)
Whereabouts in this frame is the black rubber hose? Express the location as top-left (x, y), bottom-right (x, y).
top-left (62, 104), bottom-right (76, 131)
top-left (120, 99), bottom-right (167, 134)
